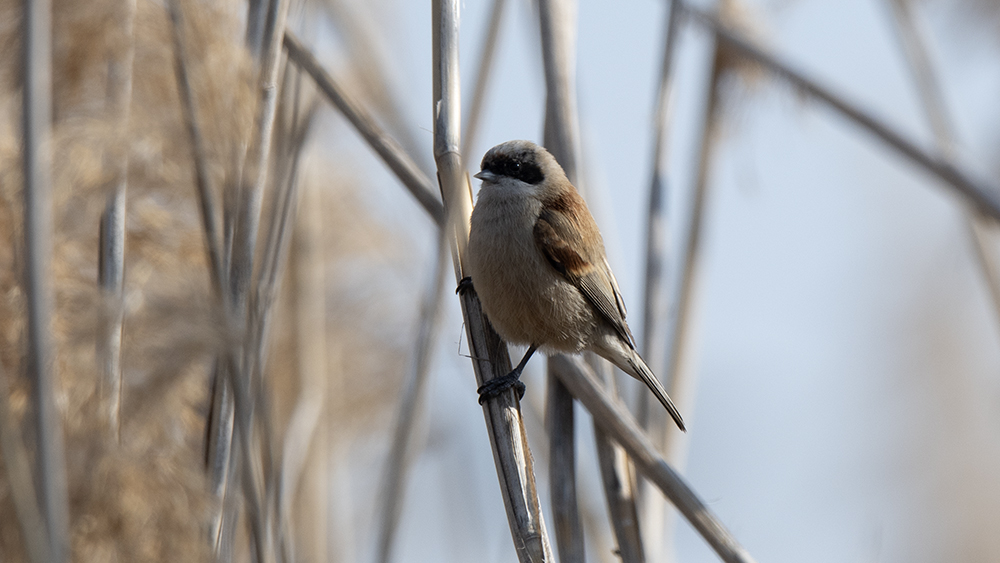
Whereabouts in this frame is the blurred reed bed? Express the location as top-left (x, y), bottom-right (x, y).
top-left (0, 0), bottom-right (412, 560)
top-left (3, 0), bottom-right (996, 561)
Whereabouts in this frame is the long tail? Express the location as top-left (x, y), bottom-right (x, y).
top-left (624, 352), bottom-right (685, 432)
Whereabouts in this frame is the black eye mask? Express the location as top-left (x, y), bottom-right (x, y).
top-left (484, 154), bottom-right (544, 185)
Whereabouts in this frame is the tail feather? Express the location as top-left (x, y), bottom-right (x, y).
top-left (592, 332), bottom-right (686, 431)
top-left (625, 354), bottom-right (686, 432)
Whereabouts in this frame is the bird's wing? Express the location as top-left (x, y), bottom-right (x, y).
top-left (533, 207), bottom-right (636, 348)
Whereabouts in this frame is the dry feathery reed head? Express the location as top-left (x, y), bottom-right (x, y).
top-left (712, 0), bottom-right (770, 136)
top-left (0, 0), bottom-right (253, 560)
top-left (265, 153), bottom-right (412, 439)
top-left (0, 0), bottom-right (418, 559)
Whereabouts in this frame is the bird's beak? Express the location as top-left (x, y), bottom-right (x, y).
top-left (474, 170), bottom-right (497, 182)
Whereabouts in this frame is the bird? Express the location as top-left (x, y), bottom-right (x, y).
top-left (463, 139), bottom-right (685, 431)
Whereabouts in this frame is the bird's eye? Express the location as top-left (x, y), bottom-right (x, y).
top-left (509, 161), bottom-right (520, 173)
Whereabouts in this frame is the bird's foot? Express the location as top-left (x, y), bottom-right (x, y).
top-left (456, 276), bottom-right (474, 296)
top-left (477, 370), bottom-right (526, 404)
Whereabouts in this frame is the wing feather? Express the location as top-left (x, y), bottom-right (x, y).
top-left (534, 208), bottom-right (635, 348)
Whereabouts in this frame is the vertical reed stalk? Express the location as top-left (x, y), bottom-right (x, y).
top-left (884, 0), bottom-right (1000, 327)
top-left (230, 0), bottom-right (292, 311)
top-left (549, 355), bottom-right (756, 563)
top-left (434, 0), bottom-right (553, 560)
top-left (281, 177), bottom-right (328, 563)
top-left (657, 46), bottom-right (722, 563)
top-left (375, 230), bottom-right (450, 563)
top-left (282, 32), bottom-right (445, 225)
top-left (208, 0), bottom-right (292, 557)
top-left (547, 374), bottom-right (584, 562)
top-left (21, 0), bottom-right (69, 560)
top-left (99, 0), bottom-right (138, 441)
top-left (636, 2), bottom-right (682, 559)
top-left (537, 0), bottom-right (586, 559)
top-left (0, 364), bottom-right (49, 563)
top-left (461, 0), bottom-right (508, 159)
top-left (638, 0), bottom-right (682, 431)
top-left (592, 360), bottom-right (644, 563)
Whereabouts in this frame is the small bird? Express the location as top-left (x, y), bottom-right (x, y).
top-left (464, 140), bottom-right (685, 431)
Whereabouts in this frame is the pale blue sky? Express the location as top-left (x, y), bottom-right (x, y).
top-left (316, 0), bottom-right (1000, 560)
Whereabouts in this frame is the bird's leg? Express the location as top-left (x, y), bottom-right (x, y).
top-left (456, 276), bottom-right (474, 296)
top-left (477, 345), bottom-right (538, 404)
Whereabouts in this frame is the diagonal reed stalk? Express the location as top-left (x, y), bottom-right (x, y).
top-left (549, 355), bottom-right (757, 563)
top-left (538, 0), bottom-right (586, 560)
top-left (320, 0), bottom-right (429, 168)
top-left (166, 5), bottom-right (237, 556)
top-left (374, 229), bottom-right (450, 563)
top-left (592, 359), bottom-right (645, 562)
top-left (883, 0), bottom-right (1000, 327)
top-left (198, 0), bottom-right (294, 558)
top-left (169, 2), bottom-right (285, 560)
top-left (99, 0), bottom-right (138, 442)
top-left (21, 0), bottom-right (69, 560)
top-left (434, 0), bottom-right (554, 560)
top-left (282, 31), bottom-right (445, 225)
top-left (680, 1), bottom-right (1000, 221)
top-left (167, 0), bottom-right (225, 291)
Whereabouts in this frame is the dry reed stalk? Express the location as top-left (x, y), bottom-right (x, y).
top-left (434, 0), bottom-right (554, 560)
top-left (884, 0), bottom-right (1000, 327)
top-left (374, 231), bottom-right (450, 563)
top-left (461, 0), bottom-right (508, 159)
top-left (229, 0), bottom-right (291, 310)
top-left (539, 0), bottom-right (650, 557)
top-left (549, 355), bottom-right (756, 563)
top-left (664, 38), bottom-right (724, 464)
top-left (591, 360), bottom-right (644, 563)
top-left (167, 0), bottom-right (226, 291)
top-left (231, 3), bottom-right (293, 551)
top-left (98, 0), bottom-right (137, 442)
top-left (657, 48), bottom-right (723, 563)
top-left (680, 1), bottom-right (1000, 221)
top-left (169, 3), bottom-right (276, 558)
top-left (638, 0), bottom-right (682, 426)
top-left (282, 31), bottom-right (444, 225)
top-left (0, 364), bottom-right (49, 563)
top-left (21, 0), bottom-right (69, 560)
top-left (635, 2), bottom-right (683, 559)
top-left (547, 375), bottom-right (584, 562)
top-left (538, 0), bottom-right (580, 178)
top-left (537, 1), bottom-right (587, 559)
top-left (282, 179), bottom-right (328, 562)
top-left (320, 0), bottom-right (428, 166)
top-left (282, 35), bottom-right (436, 217)
top-left (246, 0), bottom-right (268, 60)
top-left (166, 3), bottom-right (237, 554)
top-left (249, 70), bottom-right (316, 563)
top-left (637, 0), bottom-right (682, 428)
top-left (204, 0), bottom-right (294, 557)
top-left (248, 74), bottom-right (315, 414)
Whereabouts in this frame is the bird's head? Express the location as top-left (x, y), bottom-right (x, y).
top-left (474, 140), bottom-right (569, 199)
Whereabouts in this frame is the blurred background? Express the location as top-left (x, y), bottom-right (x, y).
top-left (2, 0), bottom-right (1000, 561)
